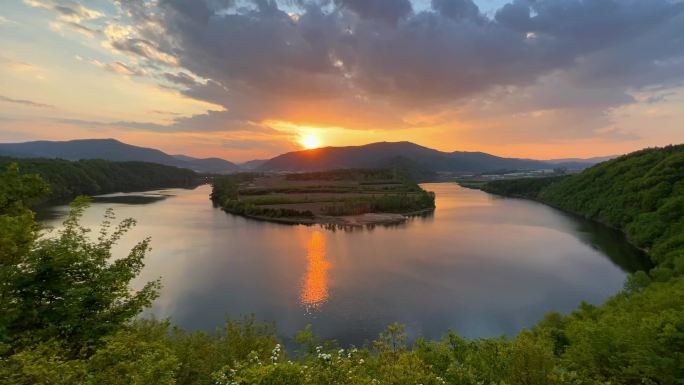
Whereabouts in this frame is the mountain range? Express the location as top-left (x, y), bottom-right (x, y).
top-left (546, 155), bottom-right (617, 164)
top-left (0, 139), bottom-right (239, 174)
top-left (0, 139), bottom-right (608, 175)
top-left (258, 141), bottom-right (596, 174)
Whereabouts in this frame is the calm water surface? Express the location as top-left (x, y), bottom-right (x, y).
top-left (39, 183), bottom-right (648, 344)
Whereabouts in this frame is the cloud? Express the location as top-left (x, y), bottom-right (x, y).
top-left (432, 0), bottom-right (483, 22)
top-left (18, 0), bottom-right (684, 150)
top-left (24, 0), bottom-right (104, 36)
top-left (0, 16), bottom-right (19, 25)
top-left (163, 72), bottom-right (199, 87)
top-left (53, 110), bottom-right (280, 134)
top-left (24, 0), bottom-right (103, 21)
top-left (148, 110), bottom-right (184, 116)
top-left (0, 56), bottom-right (36, 72)
top-left (89, 59), bottom-right (147, 76)
top-left (334, 0), bottom-right (413, 24)
top-left (50, 20), bottom-right (101, 37)
top-left (113, 1), bottom-right (683, 100)
top-left (0, 95), bottom-right (53, 108)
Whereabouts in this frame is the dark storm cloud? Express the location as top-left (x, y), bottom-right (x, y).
top-left (432, 0), bottom-right (483, 22)
top-left (105, 0), bottom-right (684, 132)
top-left (334, 0), bottom-right (412, 24)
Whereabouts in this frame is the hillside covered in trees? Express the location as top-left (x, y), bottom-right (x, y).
top-left (258, 141), bottom-right (594, 173)
top-left (482, 144), bottom-right (684, 280)
top-left (1, 145), bottom-right (683, 384)
top-left (0, 157), bottom-right (200, 203)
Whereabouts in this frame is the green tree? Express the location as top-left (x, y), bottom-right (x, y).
top-left (6, 198), bottom-right (161, 356)
top-left (0, 164), bottom-right (49, 350)
top-left (84, 320), bottom-right (178, 385)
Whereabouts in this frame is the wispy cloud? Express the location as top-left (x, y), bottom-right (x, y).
top-left (24, 0), bottom-right (104, 37)
top-left (0, 15), bottom-right (19, 25)
top-left (88, 59), bottom-right (146, 76)
top-left (1, 56), bottom-right (37, 72)
top-left (148, 110), bottom-right (183, 116)
top-left (0, 95), bottom-right (53, 108)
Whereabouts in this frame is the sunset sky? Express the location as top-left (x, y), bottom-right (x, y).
top-left (1, 0), bottom-right (684, 161)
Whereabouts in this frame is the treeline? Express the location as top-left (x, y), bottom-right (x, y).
top-left (0, 157), bottom-right (200, 202)
top-left (285, 168), bottom-right (400, 182)
top-left (286, 168), bottom-right (424, 191)
top-left (210, 173), bottom-right (315, 219)
top-left (482, 175), bottom-right (566, 198)
top-left (481, 144), bottom-right (684, 280)
top-left (220, 199), bottom-right (316, 219)
top-left (321, 191), bottom-right (436, 216)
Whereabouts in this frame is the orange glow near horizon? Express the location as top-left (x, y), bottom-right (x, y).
top-left (300, 231), bottom-right (330, 311)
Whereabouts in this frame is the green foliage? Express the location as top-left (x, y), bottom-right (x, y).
top-left (0, 164), bottom-right (50, 347)
top-left (321, 191), bottom-right (435, 215)
top-left (481, 176), bottom-right (566, 199)
top-left (84, 320), bottom-right (178, 385)
top-left (0, 157), bottom-right (199, 203)
top-left (5, 198), bottom-right (160, 357)
top-left (284, 168), bottom-right (418, 187)
top-left (0, 163), bottom-right (49, 264)
top-left (549, 276), bottom-right (684, 385)
top-left (0, 341), bottom-right (86, 385)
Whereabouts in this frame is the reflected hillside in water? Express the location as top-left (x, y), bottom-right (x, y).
top-left (36, 190), bottom-right (181, 221)
top-left (92, 193), bottom-right (171, 205)
top-left (318, 211), bottom-right (434, 233)
top-left (573, 220), bottom-right (652, 273)
top-left (484, 194), bottom-right (653, 273)
top-left (485, 193), bottom-right (652, 274)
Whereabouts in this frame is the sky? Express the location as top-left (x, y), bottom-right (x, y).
top-left (1, 0), bottom-right (684, 162)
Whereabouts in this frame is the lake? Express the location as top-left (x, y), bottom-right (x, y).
top-left (38, 183), bottom-right (649, 345)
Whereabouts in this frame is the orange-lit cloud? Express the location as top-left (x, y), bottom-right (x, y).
top-left (2, 0), bottom-right (684, 161)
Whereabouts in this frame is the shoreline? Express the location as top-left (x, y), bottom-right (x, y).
top-left (219, 207), bottom-right (435, 227)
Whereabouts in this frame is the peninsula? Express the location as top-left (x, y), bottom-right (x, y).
top-left (210, 169), bottom-right (435, 226)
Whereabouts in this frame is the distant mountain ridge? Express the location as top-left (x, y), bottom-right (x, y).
top-left (258, 141), bottom-right (592, 173)
top-left (0, 139), bottom-right (239, 174)
top-left (0, 139), bottom-right (603, 175)
top-left (546, 155), bottom-right (618, 164)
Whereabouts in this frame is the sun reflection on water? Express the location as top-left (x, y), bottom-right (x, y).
top-left (300, 230), bottom-right (330, 311)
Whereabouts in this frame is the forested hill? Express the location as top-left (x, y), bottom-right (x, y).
top-left (259, 141), bottom-right (592, 173)
top-left (482, 144), bottom-right (684, 279)
top-left (0, 157), bottom-right (200, 202)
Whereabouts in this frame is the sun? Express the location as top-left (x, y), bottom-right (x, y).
top-left (300, 134), bottom-right (322, 150)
